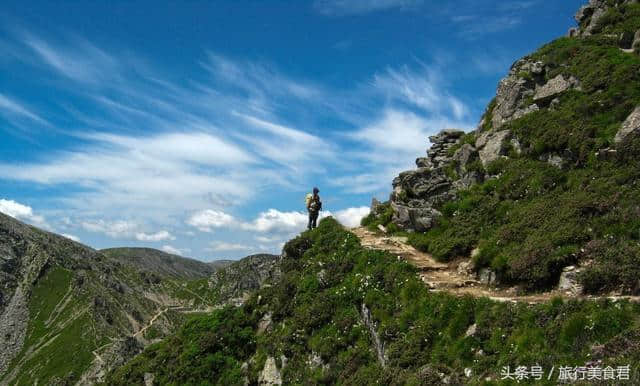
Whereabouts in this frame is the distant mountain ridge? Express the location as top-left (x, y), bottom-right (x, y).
top-left (101, 247), bottom-right (226, 280)
top-left (0, 212), bottom-right (244, 385)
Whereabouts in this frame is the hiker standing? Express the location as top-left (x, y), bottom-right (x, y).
top-left (306, 187), bottom-right (322, 230)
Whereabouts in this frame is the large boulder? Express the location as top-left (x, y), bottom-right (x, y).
top-left (558, 266), bottom-right (584, 295)
top-left (492, 76), bottom-right (533, 129)
top-left (477, 130), bottom-right (511, 167)
top-left (391, 203), bottom-right (441, 233)
top-left (614, 106), bottom-right (640, 143)
top-left (259, 357), bottom-right (282, 385)
top-left (533, 74), bottom-right (581, 103)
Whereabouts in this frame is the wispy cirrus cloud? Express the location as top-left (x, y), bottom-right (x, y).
top-left (23, 34), bottom-right (120, 84)
top-left (0, 93), bottom-right (48, 125)
top-left (447, 0), bottom-right (539, 39)
top-left (314, 0), bottom-right (423, 16)
top-left (0, 27), bottom-right (477, 258)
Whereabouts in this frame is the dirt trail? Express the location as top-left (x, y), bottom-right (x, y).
top-left (352, 227), bottom-right (640, 304)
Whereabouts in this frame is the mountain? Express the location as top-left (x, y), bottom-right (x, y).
top-left (106, 1), bottom-right (640, 384)
top-left (0, 212), bottom-right (233, 385)
top-left (365, 0), bottom-right (640, 295)
top-left (108, 218), bottom-right (640, 384)
top-left (101, 248), bottom-right (222, 280)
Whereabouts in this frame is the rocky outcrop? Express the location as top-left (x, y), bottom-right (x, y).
top-left (208, 254), bottom-right (281, 306)
top-left (573, 0), bottom-right (639, 37)
top-left (491, 59), bottom-right (545, 129)
top-left (477, 130), bottom-right (511, 166)
top-left (306, 351), bottom-right (329, 372)
top-left (361, 303), bottom-right (387, 368)
top-left (0, 287), bottom-right (28, 375)
top-left (558, 266), bottom-right (584, 295)
top-left (533, 74), bottom-right (581, 102)
top-left (390, 130), bottom-right (482, 232)
top-left (614, 106), bottom-right (640, 143)
top-left (258, 357), bottom-right (282, 385)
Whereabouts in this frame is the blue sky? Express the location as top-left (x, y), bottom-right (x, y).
top-left (0, 0), bottom-right (584, 260)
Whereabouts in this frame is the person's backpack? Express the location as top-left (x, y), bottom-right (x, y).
top-left (306, 193), bottom-right (321, 212)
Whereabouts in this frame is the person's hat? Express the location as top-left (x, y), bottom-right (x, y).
top-left (313, 187), bottom-right (319, 193)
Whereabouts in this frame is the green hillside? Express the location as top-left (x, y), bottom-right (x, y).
top-left (108, 218), bottom-right (640, 385)
top-left (0, 213), bottom-right (220, 385)
top-left (365, 1), bottom-right (640, 294)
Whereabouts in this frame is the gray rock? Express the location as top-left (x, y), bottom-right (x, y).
top-left (258, 357), bottom-right (282, 385)
top-left (512, 103), bottom-right (539, 121)
top-left (457, 261), bottom-right (474, 276)
top-left (465, 323), bottom-right (477, 338)
top-left (568, 27), bottom-right (579, 37)
top-left (415, 157), bottom-right (431, 168)
top-left (558, 266), bottom-right (584, 295)
top-left (258, 312), bottom-right (273, 335)
top-left (575, 4), bottom-right (593, 25)
top-left (492, 76), bottom-right (532, 129)
top-left (208, 254), bottom-right (281, 306)
top-left (0, 287), bottom-right (28, 375)
top-left (478, 130), bottom-right (511, 166)
top-left (614, 106), bottom-right (640, 143)
top-left (510, 138), bottom-right (522, 155)
top-left (144, 373), bottom-right (155, 386)
top-left (478, 268), bottom-right (496, 286)
top-left (361, 303), bottom-right (387, 368)
top-left (390, 129), bottom-right (483, 232)
top-left (370, 197), bottom-right (382, 214)
top-left (452, 144), bottom-right (477, 172)
top-left (533, 74), bottom-right (580, 103)
top-left (391, 203), bottom-right (442, 233)
top-left (306, 351), bottom-right (329, 371)
top-left (541, 154), bottom-right (565, 169)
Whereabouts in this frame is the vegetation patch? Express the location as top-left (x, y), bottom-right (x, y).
top-left (108, 219), bottom-right (640, 384)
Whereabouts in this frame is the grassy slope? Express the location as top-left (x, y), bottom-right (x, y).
top-left (107, 218), bottom-right (640, 385)
top-left (0, 224), bottom-right (217, 385)
top-left (1, 267), bottom-right (96, 385)
top-left (362, 4), bottom-right (640, 293)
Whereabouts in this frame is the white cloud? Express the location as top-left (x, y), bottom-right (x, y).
top-left (207, 241), bottom-right (252, 252)
top-left (350, 109), bottom-right (432, 155)
top-left (23, 34), bottom-right (119, 84)
top-left (161, 245), bottom-right (191, 256)
top-left (0, 199), bottom-right (48, 228)
top-left (81, 219), bottom-right (138, 239)
top-left (187, 209), bottom-right (236, 232)
top-left (373, 65), bottom-right (468, 119)
top-left (61, 233), bottom-right (81, 242)
top-left (0, 93), bottom-right (48, 124)
top-left (0, 131), bottom-right (255, 220)
top-left (241, 209), bottom-right (309, 234)
top-left (334, 206), bottom-right (370, 228)
top-left (315, 0), bottom-right (422, 15)
top-left (135, 230), bottom-right (175, 242)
